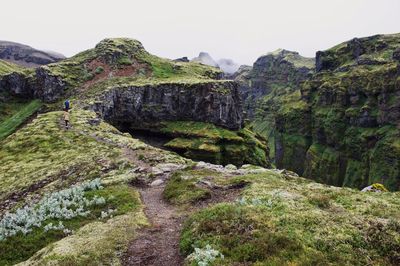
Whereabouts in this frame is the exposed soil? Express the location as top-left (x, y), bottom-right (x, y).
top-left (82, 59), bottom-right (151, 89)
top-left (122, 185), bottom-right (185, 266)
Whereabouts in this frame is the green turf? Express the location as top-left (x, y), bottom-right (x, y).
top-left (0, 99), bottom-right (42, 141)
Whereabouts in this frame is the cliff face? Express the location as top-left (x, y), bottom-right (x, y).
top-left (91, 80), bottom-right (243, 130)
top-left (233, 50), bottom-right (314, 160)
top-left (0, 41), bottom-right (65, 67)
top-left (276, 34), bottom-right (400, 190)
top-left (236, 49), bottom-right (314, 119)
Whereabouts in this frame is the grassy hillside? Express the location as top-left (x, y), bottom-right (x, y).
top-left (0, 109), bottom-right (187, 265)
top-left (165, 167), bottom-right (400, 265)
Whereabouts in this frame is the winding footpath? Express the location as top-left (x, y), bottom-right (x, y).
top-left (122, 185), bottom-right (184, 266)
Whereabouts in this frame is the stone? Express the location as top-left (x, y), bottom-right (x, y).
top-left (150, 179), bottom-right (164, 186)
top-left (224, 164), bottom-right (237, 170)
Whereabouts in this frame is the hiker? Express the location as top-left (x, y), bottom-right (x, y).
top-left (63, 109), bottom-right (70, 129)
top-left (64, 99), bottom-right (70, 110)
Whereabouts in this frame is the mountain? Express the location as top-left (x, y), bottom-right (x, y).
top-left (0, 41), bottom-right (65, 67)
top-left (191, 52), bottom-right (240, 74)
top-left (191, 52), bottom-right (219, 67)
top-left (274, 34), bottom-right (400, 190)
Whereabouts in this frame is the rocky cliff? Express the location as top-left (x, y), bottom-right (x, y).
top-left (275, 33), bottom-right (400, 190)
top-left (91, 80), bottom-right (243, 130)
top-left (0, 41), bottom-right (65, 67)
top-left (233, 49), bottom-right (314, 159)
top-left (236, 49), bottom-right (314, 119)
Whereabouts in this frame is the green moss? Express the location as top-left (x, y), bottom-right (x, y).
top-left (275, 133), bottom-right (311, 174)
top-left (163, 171), bottom-right (211, 205)
top-left (160, 121), bottom-right (242, 141)
top-left (304, 144), bottom-right (343, 186)
top-left (181, 203), bottom-right (304, 264)
top-left (159, 121), bottom-right (270, 167)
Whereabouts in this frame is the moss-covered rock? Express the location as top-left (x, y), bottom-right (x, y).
top-left (234, 49), bottom-right (314, 160)
top-left (275, 33), bottom-right (400, 190)
top-left (160, 121), bottom-right (271, 167)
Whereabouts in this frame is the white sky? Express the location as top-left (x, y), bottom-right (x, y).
top-left (1, 0), bottom-right (399, 65)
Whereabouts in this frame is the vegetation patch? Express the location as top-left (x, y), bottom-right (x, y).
top-left (0, 99), bottom-right (41, 141)
top-left (0, 180), bottom-right (141, 266)
top-left (159, 121), bottom-right (270, 167)
top-left (163, 171), bottom-right (211, 205)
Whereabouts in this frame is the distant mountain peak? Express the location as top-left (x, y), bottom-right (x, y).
top-left (191, 52), bottom-right (240, 74)
top-left (0, 40), bottom-right (65, 67)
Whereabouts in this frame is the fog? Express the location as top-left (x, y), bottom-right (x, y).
top-left (1, 0), bottom-right (399, 65)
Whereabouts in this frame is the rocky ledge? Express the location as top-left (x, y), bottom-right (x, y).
top-left (91, 80), bottom-right (243, 130)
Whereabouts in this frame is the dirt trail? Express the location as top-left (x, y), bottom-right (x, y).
top-left (123, 185), bottom-right (184, 266)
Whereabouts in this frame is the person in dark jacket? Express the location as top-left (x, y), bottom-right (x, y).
top-left (64, 99), bottom-right (70, 110)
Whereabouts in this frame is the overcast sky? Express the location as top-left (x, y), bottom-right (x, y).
top-left (1, 0), bottom-right (399, 65)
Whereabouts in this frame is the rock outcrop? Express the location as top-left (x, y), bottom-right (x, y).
top-left (275, 33), bottom-right (400, 190)
top-left (231, 49), bottom-right (314, 163)
top-left (0, 41), bottom-right (65, 67)
top-left (235, 49), bottom-right (314, 119)
top-left (91, 80), bottom-right (244, 130)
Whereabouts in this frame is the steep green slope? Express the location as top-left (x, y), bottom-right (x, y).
top-left (0, 60), bottom-right (41, 140)
top-left (0, 99), bottom-right (41, 140)
top-left (275, 33), bottom-right (400, 190)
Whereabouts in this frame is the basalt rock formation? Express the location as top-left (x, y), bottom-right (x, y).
top-left (275, 33), bottom-right (400, 190)
top-left (92, 80), bottom-right (243, 130)
top-left (0, 41), bottom-right (65, 67)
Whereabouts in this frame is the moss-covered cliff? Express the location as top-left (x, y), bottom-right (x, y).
top-left (234, 49), bottom-right (314, 159)
top-left (276, 33), bottom-right (400, 190)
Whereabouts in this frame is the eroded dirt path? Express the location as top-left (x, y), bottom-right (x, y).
top-left (122, 185), bottom-right (184, 266)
